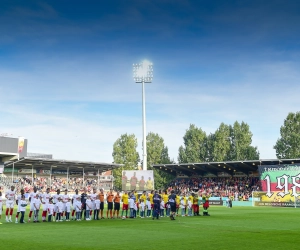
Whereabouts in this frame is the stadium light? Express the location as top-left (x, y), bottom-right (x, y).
top-left (133, 60), bottom-right (153, 171)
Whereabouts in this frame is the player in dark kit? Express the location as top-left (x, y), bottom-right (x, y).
top-left (152, 190), bottom-right (161, 220)
top-left (168, 190), bottom-right (177, 220)
top-left (81, 188), bottom-right (88, 219)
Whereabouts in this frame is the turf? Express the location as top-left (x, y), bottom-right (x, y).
top-left (1, 206), bottom-right (299, 250)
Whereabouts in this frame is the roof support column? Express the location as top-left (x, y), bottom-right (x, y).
top-left (31, 165), bottom-right (34, 185)
top-left (12, 162), bottom-right (14, 186)
top-left (67, 166), bottom-right (69, 190)
top-left (97, 169), bottom-right (100, 190)
top-left (50, 166), bottom-right (52, 189)
top-left (82, 168), bottom-right (84, 189)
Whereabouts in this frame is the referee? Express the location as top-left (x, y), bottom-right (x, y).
top-left (152, 190), bottom-right (161, 220)
top-left (168, 190), bottom-right (177, 220)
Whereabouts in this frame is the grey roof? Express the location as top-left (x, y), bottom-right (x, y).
top-left (152, 159), bottom-right (300, 176)
top-left (5, 157), bottom-right (123, 173)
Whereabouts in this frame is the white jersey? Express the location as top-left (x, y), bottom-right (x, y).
top-left (17, 194), bottom-right (22, 204)
top-left (95, 199), bottom-right (100, 210)
top-left (57, 201), bottom-right (64, 213)
top-left (5, 190), bottom-right (16, 201)
top-left (129, 198), bottom-right (134, 209)
top-left (140, 202), bottom-right (145, 211)
top-left (75, 200), bottom-right (81, 212)
top-left (62, 194), bottom-right (70, 203)
top-left (65, 201), bottom-right (71, 212)
top-left (42, 193), bottom-right (51, 204)
top-left (17, 194), bottom-right (23, 212)
top-left (19, 200), bottom-right (27, 212)
top-left (53, 194), bottom-right (62, 204)
top-left (72, 194), bottom-right (80, 205)
top-left (180, 200), bottom-right (185, 209)
top-left (146, 200), bottom-right (151, 210)
top-left (48, 204), bottom-right (54, 215)
top-left (33, 198), bottom-right (41, 210)
top-left (86, 199), bottom-right (93, 210)
top-left (160, 201), bottom-right (165, 209)
top-left (90, 193), bottom-right (97, 202)
top-left (29, 192), bottom-right (38, 204)
top-left (188, 200), bottom-right (192, 209)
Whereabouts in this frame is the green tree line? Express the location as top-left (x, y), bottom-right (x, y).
top-left (112, 112), bottom-right (300, 190)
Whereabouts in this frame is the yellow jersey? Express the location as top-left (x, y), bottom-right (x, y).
top-left (122, 194), bottom-right (129, 205)
top-left (149, 193), bottom-right (154, 204)
top-left (183, 196), bottom-right (187, 205)
top-left (163, 194), bottom-right (169, 204)
top-left (176, 196), bottom-right (180, 205)
top-left (140, 194), bottom-right (146, 203)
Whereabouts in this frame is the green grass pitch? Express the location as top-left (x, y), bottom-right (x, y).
top-left (1, 206), bottom-right (299, 250)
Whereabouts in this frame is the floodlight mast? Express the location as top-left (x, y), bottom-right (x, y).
top-left (133, 60), bottom-right (153, 171)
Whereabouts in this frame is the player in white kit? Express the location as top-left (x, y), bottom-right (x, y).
top-left (62, 189), bottom-right (70, 220)
top-left (56, 197), bottom-right (64, 222)
top-left (28, 187), bottom-right (38, 222)
top-left (90, 189), bottom-right (97, 219)
top-left (33, 194), bottom-right (41, 223)
top-left (47, 198), bottom-right (54, 222)
top-left (52, 189), bottom-right (62, 221)
top-left (41, 188), bottom-right (51, 222)
top-left (71, 189), bottom-right (80, 220)
top-left (15, 189), bottom-right (25, 223)
top-left (5, 186), bottom-right (16, 222)
top-left (65, 198), bottom-right (71, 221)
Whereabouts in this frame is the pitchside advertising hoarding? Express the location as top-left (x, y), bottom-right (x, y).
top-left (254, 164), bottom-right (300, 207)
top-left (122, 170), bottom-right (154, 191)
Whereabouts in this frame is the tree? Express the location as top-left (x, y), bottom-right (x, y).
top-left (274, 112), bottom-right (300, 159)
top-left (229, 121), bottom-right (259, 161)
top-left (178, 124), bottom-right (207, 163)
top-left (112, 134), bottom-right (140, 190)
top-left (146, 132), bottom-right (173, 189)
top-left (178, 122), bottom-right (259, 163)
top-left (211, 123), bottom-right (231, 162)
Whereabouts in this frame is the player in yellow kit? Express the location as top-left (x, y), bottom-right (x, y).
top-left (121, 191), bottom-right (129, 218)
top-left (162, 191), bottom-right (169, 216)
top-left (176, 195), bottom-right (180, 216)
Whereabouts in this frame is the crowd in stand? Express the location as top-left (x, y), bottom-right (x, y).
top-left (0, 176), bottom-right (110, 194)
top-left (167, 177), bottom-right (260, 200)
top-left (1, 175), bottom-right (261, 201)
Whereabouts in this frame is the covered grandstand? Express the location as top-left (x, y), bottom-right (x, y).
top-left (153, 159), bottom-right (300, 177)
top-left (0, 136), bottom-right (123, 191)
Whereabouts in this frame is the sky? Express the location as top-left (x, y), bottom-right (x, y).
top-left (0, 0), bottom-right (300, 163)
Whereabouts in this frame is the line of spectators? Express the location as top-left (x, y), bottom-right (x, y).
top-left (166, 177), bottom-right (261, 199)
top-left (0, 176), bottom-right (112, 194)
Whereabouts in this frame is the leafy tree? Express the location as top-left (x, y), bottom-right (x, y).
top-left (178, 124), bottom-right (207, 163)
top-left (212, 123), bottom-right (231, 161)
top-left (229, 121), bottom-right (259, 161)
top-left (274, 112), bottom-right (300, 159)
top-left (112, 134), bottom-right (140, 190)
top-left (146, 132), bottom-right (173, 189)
top-left (178, 122), bottom-right (259, 163)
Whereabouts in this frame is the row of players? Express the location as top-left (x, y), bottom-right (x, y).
top-left (0, 186), bottom-right (211, 224)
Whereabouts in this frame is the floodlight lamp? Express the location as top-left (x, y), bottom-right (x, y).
top-left (133, 60), bottom-right (153, 83)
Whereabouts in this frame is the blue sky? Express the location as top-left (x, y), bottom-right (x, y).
top-left (0, 0), bottom-right (300, 162)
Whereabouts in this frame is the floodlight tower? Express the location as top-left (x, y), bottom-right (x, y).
top-left (133, 60), bottom-right (153, 171)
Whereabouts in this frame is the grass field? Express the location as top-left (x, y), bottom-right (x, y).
top-left (1, 206), bottom-right (299, 250)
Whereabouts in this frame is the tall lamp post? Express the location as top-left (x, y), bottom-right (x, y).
top-left (133, 60), bottom-right (153, 171)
